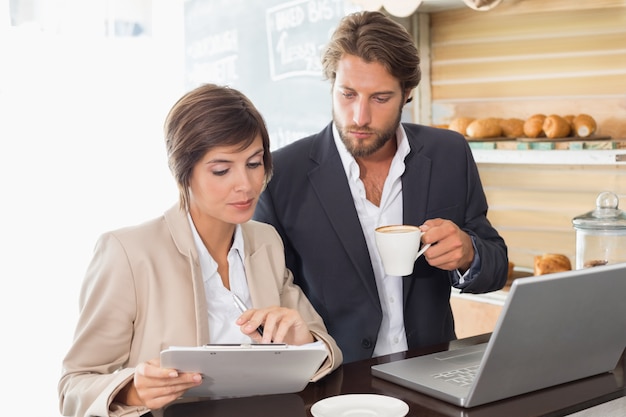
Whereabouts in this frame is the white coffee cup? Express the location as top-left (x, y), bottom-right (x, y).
top-left (375, 225), bottom-right (431, 276)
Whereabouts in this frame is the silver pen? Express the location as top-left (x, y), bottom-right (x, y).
top-left (232, 293), bottom-right (264, 336)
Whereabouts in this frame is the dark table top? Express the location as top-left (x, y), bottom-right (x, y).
top-left (163, 333), bottom-right (625, 417)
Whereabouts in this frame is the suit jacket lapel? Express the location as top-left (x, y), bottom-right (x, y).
top-left (400, 129), bottom-right (434, 299)
top-left (307, 125), bottom-right (381, 305)
top-left (401, 134), bottom-right (432, 227)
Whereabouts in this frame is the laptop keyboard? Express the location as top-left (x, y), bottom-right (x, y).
top-left (432, 365), bottom-right (480, 387)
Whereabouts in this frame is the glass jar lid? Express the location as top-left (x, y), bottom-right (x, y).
top-left (572, 191), bottom-right (626, 230)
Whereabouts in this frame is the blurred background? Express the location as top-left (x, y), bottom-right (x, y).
top-left (1, 0), bottom-right (356, 414)
top-left (5, 0), bottom-right (624, 415)
top-left (1, 1), bottom-right (183, 415)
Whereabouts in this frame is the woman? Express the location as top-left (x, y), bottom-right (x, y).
top-left (58, 84), bottom-right (342, 417)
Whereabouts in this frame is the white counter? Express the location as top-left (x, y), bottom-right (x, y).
top-left (450, 287), bottom-right (508, 307)
top-left (450, 267), bottom-right (533, 307)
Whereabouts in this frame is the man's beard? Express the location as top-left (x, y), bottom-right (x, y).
top-left (333, 109), bottom-right (402, 158)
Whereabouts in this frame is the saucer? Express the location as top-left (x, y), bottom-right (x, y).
top-left (310, 394), bottom-right (409, 417)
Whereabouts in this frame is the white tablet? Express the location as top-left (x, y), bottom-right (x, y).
top-left (160, 341), bottom-right (328, 398)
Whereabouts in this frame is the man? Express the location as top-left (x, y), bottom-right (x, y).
top-left (254, 10), bottom-right (508, 363)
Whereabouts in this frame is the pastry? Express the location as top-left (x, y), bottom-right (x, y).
top-left (507, 261), bottom-right (515, 280)
top-left (534, 254), bottom-right (572, 276)
top-left (499, 118), bottom-right (525, 138)
top-left (466, 118), bottom-right (502, 139)
top-left (573, 114), bottom-right (597, 138)
top-left (448, 117), bottom-right (475, 136)
top-left (583, 259), bottom-right (608, 268)
top-left (542, 114), bottom-right (571, 139)
top-left (523, 114), bottom-right (546, 138)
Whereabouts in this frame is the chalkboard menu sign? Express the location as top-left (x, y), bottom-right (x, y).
top-left (184, 0), bottom-right (360, 149)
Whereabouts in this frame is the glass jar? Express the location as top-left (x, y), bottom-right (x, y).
top-left (572, 191), bottom-right (626, 269)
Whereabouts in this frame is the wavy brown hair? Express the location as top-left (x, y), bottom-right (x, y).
top-left (322, 10), bottom-right (421, 100)
top-left (164, 84), bottom-right (273, 211)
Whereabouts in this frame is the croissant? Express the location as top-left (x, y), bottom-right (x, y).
top-left (534, 254), bottom-right (572, 276)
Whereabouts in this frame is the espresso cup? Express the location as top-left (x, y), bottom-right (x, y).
top-left (375, 225), bottom-right (431, 276)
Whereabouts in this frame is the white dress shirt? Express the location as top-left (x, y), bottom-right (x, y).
top-left (333, 124), bottom-right (410, 357)
top-left (188, 213), bottom-right (253, 343)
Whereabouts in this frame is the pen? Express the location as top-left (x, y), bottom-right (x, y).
top-left (232, 293), bottom-right (264, 336)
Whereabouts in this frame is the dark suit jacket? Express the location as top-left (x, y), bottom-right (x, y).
top-left (254, 122), bottom-right (508, 363)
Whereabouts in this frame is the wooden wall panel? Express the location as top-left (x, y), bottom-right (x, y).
top-left (433, 33), bottom-right (626, 61)
top-left (423, 0), bottom-right (626, 331)
top-left (421, 1), bottom-right (626, 271)
top-left (479, 165), bottom-right (626, 192)
top-left (428, 1), bottom-right (626, 137)
top-left (478, 163), bottom-right (626, 269)
top-left (450, 297), bottom-right (502, 338)
top-left (432, 8), bottom-right (625, 43)
top-left (433, 57), bottom-right (626, 82)
top-left (433, 74), bottom-right (626, 101)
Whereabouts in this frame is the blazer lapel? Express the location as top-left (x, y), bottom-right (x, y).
top-left (240, 225), bottom-right (280, 309)
top-left (400, 129), bottom-right (434, 299)
top-left (307, 125), bottom-right (381, 305)
top-left (164, 205), bottom-right (210, 345)
top-left (401, 134), bottom-right (432, 227)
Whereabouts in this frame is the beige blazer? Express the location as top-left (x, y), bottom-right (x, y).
top-left (58, 205), bottom-right (342, 417)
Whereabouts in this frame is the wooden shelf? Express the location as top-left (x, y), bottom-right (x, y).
top-left (472, 149), bottom-right (626, 165)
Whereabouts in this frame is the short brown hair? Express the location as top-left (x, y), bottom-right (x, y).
top-left (322, 11), bottom-right (421, 94)
top-left (164, 84), bottom-right (273, 211)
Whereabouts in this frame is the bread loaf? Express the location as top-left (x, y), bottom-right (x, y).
top-left (466, 118), bottom-right (502, 139)
top-left (573, 114), bottom-right (597, 138)
top-left (534, 254), bottom-right (572, 276)
top-left (543, 114), bottom-right (572, 139)
top-left (448, 117), bottom-right (475, 136)
top-left (523, 114), bottom-right (546, 138)
top-left (499, 118), bottom-right (525, 138)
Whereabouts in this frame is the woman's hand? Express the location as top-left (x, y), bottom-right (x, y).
top-left (236, 306), bottom-right (315, 345)
top-left (115, 358), bottom-right (202, 409)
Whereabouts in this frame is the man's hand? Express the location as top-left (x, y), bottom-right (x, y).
top-left (420, 218), bottom-right (474, 273)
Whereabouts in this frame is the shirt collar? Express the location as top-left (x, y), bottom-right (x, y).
top-left (230, 223), bottom-right (245, 258)
top-left (332, 122), bottom-right (411, 181)
top-left (186, 212), bottom-right (245, 262)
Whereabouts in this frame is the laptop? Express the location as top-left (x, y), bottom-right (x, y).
top-left (371, 262), bottom-right (626, 408)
